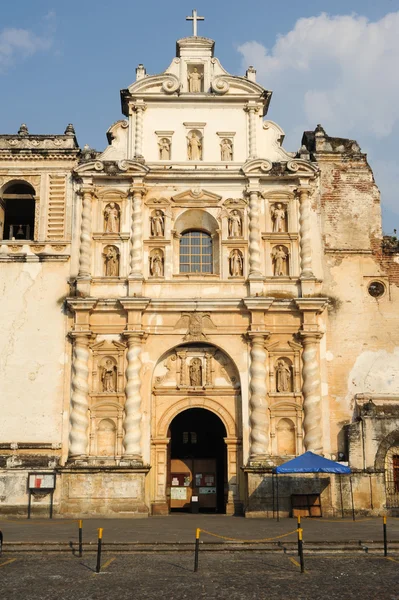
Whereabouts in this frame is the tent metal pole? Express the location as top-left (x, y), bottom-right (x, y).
top-left (350, 476), bottom-right (355, 521)
top-left (276, 473), bottom-right (280, 522)
top-left (272, 471), bottom-right (275, 519)
top-left (339, 475), bottom-right (344, 518)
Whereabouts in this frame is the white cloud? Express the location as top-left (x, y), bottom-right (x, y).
top-left (0, 13), bottom-right (55, 72)
top-left (237, 12), bottom-right (399, 224)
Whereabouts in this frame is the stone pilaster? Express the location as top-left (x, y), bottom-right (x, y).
top-left (133, 103), bottom-right (147, 159)
top-left (69, 332), bottom-right (92, 459)
top-left (245, 104), bottom-right (258, 159)
top-left (299, 331), bottom-right (323, 454)
top-left (298, 186), bottom-right (314, 278)
top-left (248, 332), bottom-right (270, 460)
top-left (122, 331), bottom-right (146, 463)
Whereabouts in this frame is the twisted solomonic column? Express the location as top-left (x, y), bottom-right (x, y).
top-left (300, 332), bottom-right (323, 453)
top-left (78, 187), bottom-right (93, 278)
top-left (123, 333), bottom-right (145, 459)
top-left (249, 333), bottom-right (269, 458)
top-left (69, 333), bottom-right (91, 458)
top-left (134, 104), bottom-right (146, 159)
top-left (248, 190), bottom-right (262, 276)
top-left (298, 186), bottom-right (314, 277)
top-left (129, 188), bottom-right (145, 278)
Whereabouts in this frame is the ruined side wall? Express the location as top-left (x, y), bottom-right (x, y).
top-left (316, 153), bottom-right (399, 456)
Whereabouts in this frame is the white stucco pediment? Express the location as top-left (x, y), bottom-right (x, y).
top-left (171, 188), bottom-right (222, 205)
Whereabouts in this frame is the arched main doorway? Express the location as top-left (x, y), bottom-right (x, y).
top-left (169, 408), bottom-right (227, 513)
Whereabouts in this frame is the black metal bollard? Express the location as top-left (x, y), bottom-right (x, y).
top-left (298, 528), bottom-right (305, 574)
top-left (96, 528), bottom-right (103, 574)
top-left (0, 530), bottom-right (3, 556)
top-left (194, 528), bottom-right (200, 572)
top-left (383, 516), bottom-right (388, 557)
top-left (297, 515), bottom-right (301, 556)
top-left (78, 520), bottom-right (83, 558)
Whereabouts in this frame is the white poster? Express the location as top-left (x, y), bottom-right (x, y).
top-left (171, 487), bottom-right (187, 500)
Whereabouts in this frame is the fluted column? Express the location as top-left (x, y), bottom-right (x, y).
top-left (249, 333), bottom-right (269, 458)
top-left (298, 186), bottom-right (314, 277)
top-left (300, 332), bottom-right (323, 453)
top-left (248, 190), bottom-right (262, 276)
top-left (129, 187), bottom-right (145, 278)
top-left (123, 332), bottom-right (145, 460)
top-left (134, 103), bottom-right (146, 159)
top-left (245, 104), bottom-right (258, 159)
top-left (69, 333), bottom-right (91, 458)
top-left (77, 187), bottom-right (93, 278)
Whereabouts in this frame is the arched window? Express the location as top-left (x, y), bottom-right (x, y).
top-left (1, 182), bottom-right (36, 240)
top-left (180, 230), bottom-right (212, 274)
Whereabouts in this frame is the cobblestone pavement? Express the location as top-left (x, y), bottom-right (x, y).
top-left (1, 514), bottom-right (399, 545)
top-left (1, 552), bottom-right (399, 600)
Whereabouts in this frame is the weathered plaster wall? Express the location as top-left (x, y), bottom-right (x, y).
top-left (0, 262), bottom-right (69, 443)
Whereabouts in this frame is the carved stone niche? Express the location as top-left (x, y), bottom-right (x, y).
top-left (266, 340), bottom-right (302, 396)
top-left (103, 202), bottom-right (121, 234)
top-left (88, 340), bottom-right (126, 463)
top-left (90, 340), bottom-right (126, 396)
top-left (152, 346), bottom-right (239, 391)
top-left (270, 202), bottom-right (288, 233)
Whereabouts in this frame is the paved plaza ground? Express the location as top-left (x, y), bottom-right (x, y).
top-left (1, 551), bottom-right (399, 600)
top-left (1, 513), bottom-right (399, 546)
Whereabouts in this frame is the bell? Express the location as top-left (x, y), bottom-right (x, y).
top-left (16, 224), bottom-right (24, 238)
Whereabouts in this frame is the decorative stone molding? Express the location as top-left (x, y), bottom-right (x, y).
top-left (299, 331), bottom-right (323, 454)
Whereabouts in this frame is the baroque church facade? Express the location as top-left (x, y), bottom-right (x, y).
top-left (1, 15), bottom-right (399, 517)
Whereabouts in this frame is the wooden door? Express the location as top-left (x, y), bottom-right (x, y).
top-left (193, 458), bottom-right (217, 510)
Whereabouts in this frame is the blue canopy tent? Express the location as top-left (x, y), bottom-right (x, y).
top-left (273, 451), bottom-right (352, 520)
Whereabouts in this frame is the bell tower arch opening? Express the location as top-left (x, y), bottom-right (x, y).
top-left (169, 408), bottom-right (227, 513)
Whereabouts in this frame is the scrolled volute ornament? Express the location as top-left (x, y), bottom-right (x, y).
top-left (211, 76), bottom-right (230, 95)
top-left (162, 76), bottom-right (180, 94)
top-left (94, 161), bottom-right (104, 172)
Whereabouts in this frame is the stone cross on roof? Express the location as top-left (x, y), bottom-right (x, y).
top-left (186, 9), bottom-right (204, 37)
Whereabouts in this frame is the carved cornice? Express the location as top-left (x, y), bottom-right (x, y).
top-left (295, 298), bottom-right (328, 313)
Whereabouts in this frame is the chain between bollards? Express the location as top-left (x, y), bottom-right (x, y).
top-left (298, 527), bottom-right (305, 573)
top-left (194, 528), bottom-right (200, 572)
top-left (78, 520), bottom-right (83, 558)
top-left (96, 528), bottom-right (103, 574)
top-left (383, 516), bottom-right (388, 557)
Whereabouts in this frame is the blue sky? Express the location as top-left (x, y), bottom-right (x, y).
top-left (0, 1), bottom-right (398, 231)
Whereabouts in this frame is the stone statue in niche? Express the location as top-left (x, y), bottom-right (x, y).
top-left (220, 138), bottom-right (233, 161)
top-left (101, 359), bottom-right (117, 392)
top-left (149, 249), bottom-right (164, 277)
top-left (104, 202), bottom-right (120, 233)
top-left (272, 245), bottom-right (288, 276)
top-left (271, 203), bottom-right (286, 233)
top-left (188, 67), bottom-right (203, 92)
top-left (103, 245), bottom-right (120, 277)
top-left (229, 249), bottom-right (243, 277)
top-left (189, 357), bottom-right (202, 386)
top-left (228, 210), bottom-right (242, 238)
top-left (187, 132), bottom-right (202, 161)
top-left (150, 210), bottom-right (165, 237)
top-left (275, 359), bottom-right (292, 393)
top-left (159, 138), bottom-right (171, 160)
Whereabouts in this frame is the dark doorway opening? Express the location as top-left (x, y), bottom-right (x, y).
top-left (169, 408), bottom-right (227, 513)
